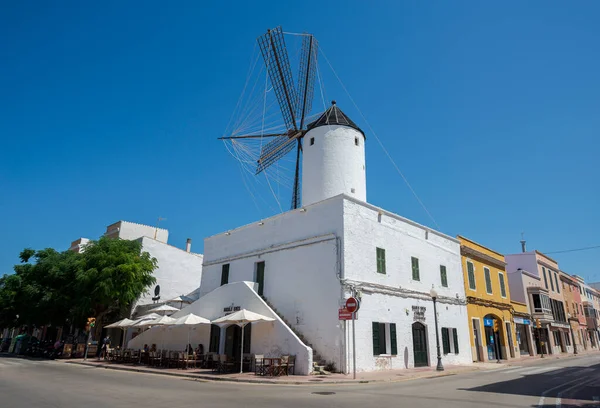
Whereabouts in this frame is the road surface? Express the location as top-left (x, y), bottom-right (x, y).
top-left (1, 353), bottom-right (599, 408)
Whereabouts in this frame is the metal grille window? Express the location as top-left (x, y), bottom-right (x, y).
top-left (467, 261), bottom-right (476, 290)
top-left (484, 267), bottom-right (493, 294)
top-left (440, 265), bottom-right (448, 287)
top-left (411, 257), bottom-right (420, 281)
top-left (376, 247), bottom-right (386, 274)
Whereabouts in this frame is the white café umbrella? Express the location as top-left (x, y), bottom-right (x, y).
top-left (212, 309), bottom-right (275, 374)
top-left (148, 315), bottom-right (176, 350)
top-left (148, 304), bottom-right (180, 315)
top-left (104, 318), bottom-right (134, 349)
top-left (169, 295), bottom-right (194, 309)
top-left (172, 313), bottom-right (211, 354)
top-left (137, 312), bottom-right (161, 321)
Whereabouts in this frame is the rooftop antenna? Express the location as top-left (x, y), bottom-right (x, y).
top-left (155, 217), bottom-right (166, 240)
top-left (520, 232), bottom-right (526, 253)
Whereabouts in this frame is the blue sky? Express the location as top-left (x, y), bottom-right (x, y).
top-left (1, 2), bottom-right (599, 282)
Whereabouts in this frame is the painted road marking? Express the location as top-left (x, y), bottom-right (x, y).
top-left (537, 375), bottom-right (592, 408)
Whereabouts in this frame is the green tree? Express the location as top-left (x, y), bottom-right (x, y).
top-left (75, 236), bottom-right (157, 339)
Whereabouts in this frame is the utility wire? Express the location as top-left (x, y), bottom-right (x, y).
top-left (319, 47), bottom-right (441, 230)
top-left (545, 245), bottom-right (600, 255)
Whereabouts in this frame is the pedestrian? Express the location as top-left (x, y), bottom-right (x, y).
top-left (100, 335), bottom-right (111, 360)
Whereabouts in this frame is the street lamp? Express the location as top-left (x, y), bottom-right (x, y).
top-left (567, 313), bottom-right (578, 355)
top-left (430, 288), bottom-right (444, 371)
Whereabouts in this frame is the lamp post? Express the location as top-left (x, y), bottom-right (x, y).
top-left (430, 288), bottom-right (444, 371)
top-left (567, 313), bottom-right (578, 355)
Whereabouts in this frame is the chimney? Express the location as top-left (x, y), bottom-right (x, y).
top-left (186, 238), bottom-right (192, 253)
top-left (520, 240), bottom-right (526, 253)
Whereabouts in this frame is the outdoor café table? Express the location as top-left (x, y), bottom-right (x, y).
top-left (262, 357), bottom-right (282, 377)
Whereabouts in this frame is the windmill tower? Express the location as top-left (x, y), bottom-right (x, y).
top-left (221, 27), bottom-right (366, 209)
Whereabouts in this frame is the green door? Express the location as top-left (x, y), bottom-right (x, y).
top-left (412, 322), bottom-right (428, 367)
top-left (255, 262), bottom-right (265, 296)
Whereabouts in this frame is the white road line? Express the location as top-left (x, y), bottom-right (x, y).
top-left (555, 391), bottom-right (562, 408)
top-left (537, 375), bottom-right (591, 408)
top-left (0, 360), bottom-right (22, 366)
top-left (526, 366), bottom-right (562, 375)
top-left (593, 396), bottom-right (599, 402)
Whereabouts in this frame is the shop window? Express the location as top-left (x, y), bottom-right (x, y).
top-left (440, 265), bottom-right (448, 287)
top-left (442, 327), bottom-right (459, 354)
top-left (552, 331), bottom-right (561, 346)
top-left (565, 331), bottom-right (571, 346)
top-left (376, 247), bottom-right (386, 274)
top-left (372, 322), bottom-right (398, 355)
top-left (467, 261), bottom-right (476, 290)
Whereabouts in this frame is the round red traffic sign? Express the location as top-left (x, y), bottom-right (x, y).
top-left (345, 297), bottom-right (359, 313)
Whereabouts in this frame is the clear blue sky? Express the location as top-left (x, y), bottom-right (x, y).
top-left (1, 2), bottom-right (599, 282)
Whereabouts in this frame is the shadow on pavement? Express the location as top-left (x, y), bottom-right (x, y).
top-left (461, 363), bottom-right (600, 403)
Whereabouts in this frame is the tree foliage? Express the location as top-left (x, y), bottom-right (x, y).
top-left (0, 237), bottom-right (157, 333)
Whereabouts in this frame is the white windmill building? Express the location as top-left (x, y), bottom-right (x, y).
top-left (130, 27), bottom-right (471, 375)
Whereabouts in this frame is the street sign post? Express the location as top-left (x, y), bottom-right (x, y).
top-left (344, 296), bottom-right (360, 380)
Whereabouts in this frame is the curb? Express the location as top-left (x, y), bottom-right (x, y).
top-left (63, 360), bottom-right (479, 386)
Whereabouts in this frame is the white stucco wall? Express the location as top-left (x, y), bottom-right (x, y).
top-left (105, 220), bottom-right (169, 243)
top-left (341, 198), bottom-right (471, 371)
top-left (129, 281), bottom-right (313, 375)
top-left (133, 237), bottom-right (203, 311)
top-left (302, 125), bottom-right (366, 206)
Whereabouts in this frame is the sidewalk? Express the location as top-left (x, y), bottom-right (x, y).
top-left (63, 349), bottom-right (599, 386)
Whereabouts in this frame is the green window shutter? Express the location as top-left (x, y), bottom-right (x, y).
top-left (484, 268), bottom-right (492, 294)
top-left (412, 257), bottom-right (420, 281)
top-left (440, 265), bottom-right (448, 287)
top-left (376, 248), bottom-right (386, 274)
top-left (372, 322), bottom-right (380, 355)
top-left (499, 273), bottom-right (506, 297)
top-left (452, 328), bottom-right (459, 354)
top-left (390, 323), bottom-right (398, 355)
top-left (467, 262), bottom-right (476, 290)
top-left (442, 327), bottom-right (450, 354)
top-left (256, 262), bottom-right (265, 296)
top-left (221, 264), bottom-right (230, 286)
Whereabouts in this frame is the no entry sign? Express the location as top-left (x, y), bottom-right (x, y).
top-left (345, 297), bottom-right (359, 313)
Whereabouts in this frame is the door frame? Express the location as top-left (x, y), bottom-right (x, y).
top-left (472, 318), bottom-right (483, 362)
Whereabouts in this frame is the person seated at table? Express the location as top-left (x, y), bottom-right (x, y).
top-left (150, 344), bottom-right (157, 352)
top-left (195, 344), bottom-right (204, 355)
top-left (185, 344), bottom-right (193, 354)
top-left (143, 344), bottom-right (149, 352)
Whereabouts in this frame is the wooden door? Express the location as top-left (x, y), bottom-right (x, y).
top-left (412, 323), bottom-right (428, 367)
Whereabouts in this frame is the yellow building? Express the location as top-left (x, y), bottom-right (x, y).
top-left (459, 236), bottom-right (519, 362)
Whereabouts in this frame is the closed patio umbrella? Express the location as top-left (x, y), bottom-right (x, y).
top-left (212, 309), bottom-right (275, 373)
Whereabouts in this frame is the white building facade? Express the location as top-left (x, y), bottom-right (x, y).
top-left (193, 102), bottom-right (471, 373)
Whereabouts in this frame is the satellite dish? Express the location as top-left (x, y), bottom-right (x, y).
top-left (154, 285), bottom-right (160, 296)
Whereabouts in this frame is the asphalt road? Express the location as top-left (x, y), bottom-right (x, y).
top-left (1, 354), bottom-right (599, 408)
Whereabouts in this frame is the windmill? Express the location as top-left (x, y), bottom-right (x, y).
top-left (219, 27), bottom-right (318, 210)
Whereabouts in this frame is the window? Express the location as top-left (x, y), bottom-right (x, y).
top-left (549, 269), bottom-right (555, 292)
top-left (554, 274), bottom-right (560, 294)
top-left (209, 324), bottom-right (220, 353)
top-left (255, 261), bottom-right (265, 296)
top-left (484, 267), bottom-right (493, 294)
top-left (552, 331), bottom-right (561, 346)
top-left (310, 137), bottom-right (315, 145)
top-left (542, 267), bottom-right (548, 289)
top-left (220, 264), bottom-right (230, 286)
top-left (499, 272), bottom-right (507, 298)
top-left (355, 137), bottom-right (359, 146)
top-left (565, 331), bottom-right (571, 346)
top-left (532, 293), bottom-right (552, 314)
top-left (411, 257), bottom-right (420, 281)
top-left (376, 247), bottom-right (386, 274)
top-left (442, 327), bottom-right (459, 354)
top-left (372, 322), bottom-right (398, 355)
top-left (467, 261), bottom-right (476, 290)
top-left (440, 265), bottom-right (448, 287)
